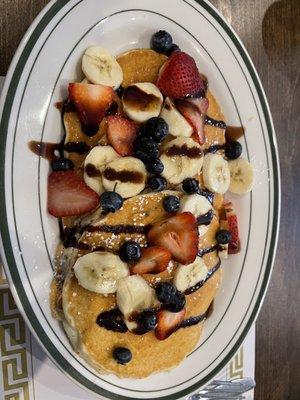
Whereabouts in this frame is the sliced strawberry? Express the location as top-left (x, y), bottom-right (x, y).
top-left (176, 97), bottom-right (209, 145)
top-left (48, 170), bottom-right (99, 217)
top-left (155, 309), bottom-right (186, 340)
top-left (68, 83), bottom-right (114, 130)
top-left (224, 202), bottom-right (241, 254)
top-left (107, 115), bottom-right (139, 156)
top-left (131, 246), bottom-right (171, 275)
top-left (148, 212), bottom-right (198, 265)
top-left (157, 51), bottom-right (205, 99)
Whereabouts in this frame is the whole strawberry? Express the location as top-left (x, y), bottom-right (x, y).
top-left (157, 51), bottom-right (205, 99)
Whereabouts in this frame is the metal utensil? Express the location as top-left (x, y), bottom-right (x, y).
top-left (187, 377), bottom-right (255, 399)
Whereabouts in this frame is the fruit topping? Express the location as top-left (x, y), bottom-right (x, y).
top-left (122, 82), bottom-right (163, 123)
top-left (148, 212), bottom-right (198, 264)
top-left (225, 140), bottom-right (242, 160)
top-left (228, 158), bottom-right (254, 195)
top-left (82, 46), bottom-right (123, 89)
top-left (119, 241), bottom-right (142, 263)
top-left (107, 115), bottom-right (139, 157)
top-left (68, 82), bottom-right (114, 132)
top-left (51, 158), bottom-right (74, 172)
top-left (141, 117), bottom-right (169, 143)
top-left (134, 137), bottom-right (159, 161)
top-left (47, 170), bottom-right (99, 217)
top-left (136, 310), bottom-right (158, 333)
top-left (216, 229), bottom-right (232, 245)
top-left (163, 195), bottom-right (180, 213)
top-left (166, 43), bottom-right (180, 56)
top-left (202, 153), bottom-right (230, 194)
top-left (155, 281), bottom-right (176, 302)
top-left (157, 51), bottom-right (205, 99)
top-left (224, 202), bottom-right (241, 254)
top-left (155, 309), bottom-right (186, 340)
top-left (96, 309), bottom-right (128, 333)
top-left (74, 252), bottom-right (129, 294)
top-left (148, 175), bottom-right (167, 192)
top-left (160, 136), bottom-right (203, 186)
top-left (160, 97), bottom-right (193, 138)
top-left (102, 157), bottom-right (147, 199)
top-left (176, 97), bottom-right (209, 145)
top-left (146, 158), bottom-right (164, 175)
top-left (173, 257), bottom-right (208, 293)
top-left (155, 281), bottom-right (186, 313)
top-left (113, 347), bottom-right (132, 364)
top-left (100, 191), bottom-right (123, 213)
top-left (180, 194), bottom-right (212, 220)
top-left (151, 30), bottom-right (173, 54)
top-left (182, 178), bottom-right (199, 194)
top-left (131, 246), bottom-right (171, 275)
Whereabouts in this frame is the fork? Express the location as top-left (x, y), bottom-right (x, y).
top-left (187, 377), bottom-right (255, 399)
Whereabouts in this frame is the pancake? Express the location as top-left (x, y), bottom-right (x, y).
top-left (62, 264), bottom-right (221, 378)
top-left (51, 48), bottom-right (227, 378)
top-left (117, 49), bottom-right (167, 88)
top-left (78, 191), bottom-right (181, 253)
top-left (60, 190), bottom-right (222, 377)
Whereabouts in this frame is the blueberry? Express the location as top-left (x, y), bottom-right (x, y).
top-left (165, 291), bottom-right (186, 312)
top-left (206, 145), bottom-right (220, 154)
top-left (151, 30), bottom-right (173, 54)
top-left (119, 241), bottom-right (141, 263)
top-left (136, 310), bottom-right (157, 333)
top-left (146, 158), bottom-right (164, 175)
top-left (225, 141), bottom-right (242, 160)
top-left (51, 158), bottom-right (74, 171)
top-left (216, 230), bottom-right (232, 245)
top-left (134, 137), bottom-right (159, 160)
top-left (135, 150), bottom-right (149, 163)
top-left (113, 347), bottom-right (132, 364)
top-left (163, 195), bottom-right (180, 213)
top-left (155, 282), bottom-right (177, 304)
top-left (166, 43), bottom-right (180, 56)
top-left (143, 117), bottom-right (169, 143)
top-left (156, 282), bottom-right (186, 312)
top-left (100, 191), bottom-right (123, 213)
top-left (182, 178), bottom-right (199, 194)
top-left (148, 175), bottom-right (167, 192)
top-left (96, 309), bottom-right (128, 333)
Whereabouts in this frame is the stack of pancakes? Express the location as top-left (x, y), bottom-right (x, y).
top-left (50, 48), bottom-right (226, 378)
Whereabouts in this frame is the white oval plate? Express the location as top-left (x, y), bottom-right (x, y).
top-left (0, 0), bottom-right (280, 399)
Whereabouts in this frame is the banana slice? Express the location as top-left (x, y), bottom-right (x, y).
top-left (122, 82), bottom-right (163, 122)
top-left (161, 137), bottom-right (203, 185)
top-left (73, 252), bottom-right (129, 294)
top-left (82, 46), bottom-right (123, 89)
top-left (102, 156), bottom-right (147, 198)
top-left (117, 275), bottom-right (160, 331)
top-left (202, 153), bottom-right (230, 194)
top-left (228, 157), bottom-right (254, 195)
top-left (160, 97), bottom-right (193, 137)
top-left (83, 145), bottom-right (120, 194)
top-left (181, 194), bottom-right (213, 235)
top-left (174, 257), bottom-right (209, 293)
top-left (180, 193), bottom-right (212, 217)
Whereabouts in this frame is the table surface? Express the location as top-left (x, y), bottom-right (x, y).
top-left (0, 0), bottom-right (299, 399)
